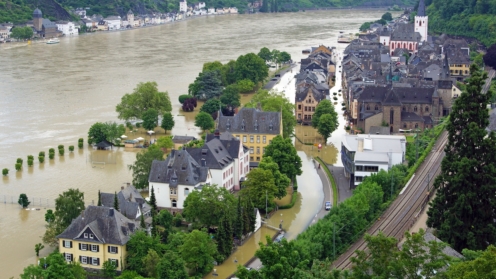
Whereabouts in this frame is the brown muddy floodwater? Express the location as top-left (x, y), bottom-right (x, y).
top-left (0, 9), bottom-right (396, 279)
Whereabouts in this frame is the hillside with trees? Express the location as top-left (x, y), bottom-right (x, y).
top-left (1, 0), bottom-right (414, 24)
top-left (425, 0), bottom-right (496, 46)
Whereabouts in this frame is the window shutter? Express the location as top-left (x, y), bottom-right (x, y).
top-left (96, 245), bottom-right (99, 252)
top-left (115, 259), bottom-right (119, 267)
top-left (70, 254), bottom-right (73, 261)
top-left (69, 241), bottom-right (73, 248)
top-left (107, 246), bottom-right (110, 253)
top-left (79, 256), bottom-right (82, 262)
top-left (78, 243), bottom-right (81, 250)
top-left (115, 247), bottom-right (118, 253)
top-left (96, 258), bottom-right (100, 266)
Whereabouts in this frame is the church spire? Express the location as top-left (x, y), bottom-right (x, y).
top-left (417, 0), bottom-right (426, 17)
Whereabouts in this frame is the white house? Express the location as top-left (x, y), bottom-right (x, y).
top-left (207, 8), bottom-right (216, 14)
top-left (198, 2), bottom-right (206, 9)
top-left (148, 149), bottom-right (211, 212)
top-left (56, 21), bottom-right (79, 36)
top-left (341, 134), bottom-right (406, 186)
top-left (228, 7), bottom-right (238, 13)
top-left (104, 16), bottom-right (121, 30)
top-left (201, 131), bottom-right (250, 191)
top-left (74, 8), bottom-right (87, 18)
top-left (180, 0), bottom-right (188, 13)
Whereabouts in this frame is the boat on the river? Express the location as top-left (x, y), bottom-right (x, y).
top-left (46, 38), bottom-right (60, 44)
top-left (302, 48), bottom-right (311, 54)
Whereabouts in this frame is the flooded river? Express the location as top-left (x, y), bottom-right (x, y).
top-left (1, 10), bottom-right (393, 278)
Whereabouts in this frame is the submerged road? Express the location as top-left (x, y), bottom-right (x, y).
top-left (332, 131), bottom-right (449, 270)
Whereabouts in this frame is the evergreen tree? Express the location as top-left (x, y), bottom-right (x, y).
top-left (113, 192), bottom-right (119, 211)
top-left (242, 199), bottom-right (256, 235)
top-left (234, 196), bottom-right (244, 239)
top-left (260, 0), bottom-right (269, 12)
top-left (216, 214), bottom-right (233, 261)
top-left (140, 212), bottom-right (146, 229)
top-left (150, 186), bottom-right (157, 212)
top-left (427, 64), bottom-right (496, 251)
top-left (151, 213), bottom-right (158, 237)
top-left (97, 190), bottom-right (102, 206)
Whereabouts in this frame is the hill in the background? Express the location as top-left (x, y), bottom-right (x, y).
top-left (425, 0), bottom-right (496, 47)
top-left (1, 0), bottom-right (414, 24)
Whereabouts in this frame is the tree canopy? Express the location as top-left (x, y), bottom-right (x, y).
top-left (317, 113), bottom-right (339, 143)
top-left (195, 112), bottom-right (215, 131)
top-left (258, 156), bottom-right (290, 199)
top-left (160, 112), bottom-right (175, 132)
top-left (11, 26), bottom-right (33, 40)
top-left (241, 168), bottom-right (277, 210)
top-left (189, 71), bottom-right (223, 100)
top-left (312, 100), bottom-right (336, 128)
top-left (179, 229), bottom-right (217, 276)
top-left (483, 43), bottom-right (496, 69)
top-left (141, 109), bottom-right (159, 131)
top-left (116, 82), bottom-right (172, 120)
top-left (128, 145), bottom-right (164, 189)
top-left (263, 135), bottom-right (302, 180)
top-left (183, 184), bottom-right (236, 228)
top-left (87, 122), bottom-right (126, 145)
top-left (427, 64), bottom-right (496, 251)
top-left (235, 53), bottom-right (269, 84)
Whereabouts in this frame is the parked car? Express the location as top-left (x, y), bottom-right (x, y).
top-left (274, 232), bottom-right (285, 243)
top-left (325, 201), bottom-right (331, 211)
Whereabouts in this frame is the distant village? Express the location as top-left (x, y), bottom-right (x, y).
top-left (0, 0), bottom-right (245, 42)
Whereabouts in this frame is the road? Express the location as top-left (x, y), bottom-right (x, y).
top-left (482, 69), bottom-right (495, 94)
top-left (332, 131), bottom-right (449, 270)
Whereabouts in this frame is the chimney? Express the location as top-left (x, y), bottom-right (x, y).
top-left (109, 208), bottom-right (114, 217)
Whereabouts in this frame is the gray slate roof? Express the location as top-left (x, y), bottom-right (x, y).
top-left (186, 138), bottom-right (234, 170)
top-left (57, 205), bottom-right (137, 245)
top-left (149, 149), bottom-right (208, 187)
top-left (205, 131), bottom-right (246, 159)
top-left (217, 108), bottom-right (281, 135)
top-left (391, 24), bottom-right (421, 42)
top-left (42, 19), bottom-right (57, 29)
top-left (101, 185), bottom-right (151, 219)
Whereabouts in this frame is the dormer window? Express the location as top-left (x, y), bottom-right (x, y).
top-left (269, 123), bottom-right (273, 131)
top-left (89, 234), bottom-right (94, 239)
top-left (84, 233), bottom-right (88, 238)
top-left (241, 120), bottom-right (245, 130)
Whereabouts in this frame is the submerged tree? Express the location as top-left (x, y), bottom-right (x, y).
top-left (427, 64), bottom-right (496, 251)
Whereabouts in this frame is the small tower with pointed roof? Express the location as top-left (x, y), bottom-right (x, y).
top-left (414, 0), bottom-right (428, 42)
top-left (33, 8), bottom-right (43, 31)
top-left (127, 9), bottom-right (134, 27)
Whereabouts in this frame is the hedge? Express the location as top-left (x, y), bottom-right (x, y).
top-left (279, 192), bottom-right (298, 210)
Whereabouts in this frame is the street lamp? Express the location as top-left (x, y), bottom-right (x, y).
top-left (280, 213), bottom-right (283, 230)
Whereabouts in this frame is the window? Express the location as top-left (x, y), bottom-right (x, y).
top-left (364, 166), bottom-right (379, 172)
top-left (170, 189), bottom-right (176, 195)
top-left (65, 253), bottom-right (72, 262)
top-left (184, 188), bottom-right (189, 196)
top-left (414, 106), bottom-right (417, 112)
top-left (91, 257), bottom-right (99, 266)
top-left (403, 123), bottom-right (407, 128)
top-left (250, 147), bottom-right (254, 154)
top-left (415, 123), bottom-right (418, 128)
top-left (312, 107), bottom-right (315, 111)
top-left (64, 240), bottom-right (72, 248)
top-left (109, 246), bottom-right (118, 254)
top-left (110, 259), bottom-right (119, 268)
top-left (425, 106), bottom-right (429, 112)
top-left (84, 233), bottom-right (88, 238)
top-left (250, 156), bottom-right (253, 161)
top-left (263, 147), bottom-right (266, 154)
top-left (250, 136), bottom-right (254, 143)
top-left (236, 135), bottom-right (240, 140)
top-left (298, 114), bottom-right (301, 119)
top-left (256, 136), bottom-right (260, 143)
top-left (375, 105), bottom-right (378, 111)
top-left (263, 136), bottom-right (266, 144)
top-left (298, 104), bottom-right (301, 110)
top-left (366, 105), bottom-right (370, 110)
top-left (89, 234), bottom-right (93, 239)
top-left (81, 256), bottom-right (87, 264)
top-left (243, 136), bottom-right (247, 143)
top-left (172, 200), bottom-right (177, 208)
top-left (80, 243), bottom-right (88, 251)
top-left (355, 176), bottom-right (364, 182)
top-left (355, 165), bottom-right (364, 171)
top-left (91, 245), bottom-right (98, 252)
top-left (256, 157), bottom-right (260, 161)
top-left (256, 147), bottom-right (260, 154)
top-left (389, 108), bottom-right (394, 124)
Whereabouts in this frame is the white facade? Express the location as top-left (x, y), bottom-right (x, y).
top-left (380, 34), bottom-right (390, 47)
top-left (211, 164), bottom-right (235, 191)
top-left (414, 15), bottom-right (428, 42)
top-left (180, 0), bottom-right (188, 13)
top-left (208, 8), bottom-right (216, 14)
top-left (56, 22), bottom-right (79, 36)
top-left (198, 2), bottom-right (206, 9)
top-left (341, 134), bottom-right (406, 186)
top-left (104, 17), bottom-right (121, 30)
top-left (150, 181), bottom-right (206, 210)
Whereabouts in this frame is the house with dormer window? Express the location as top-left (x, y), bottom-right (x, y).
top-left (57, 205), bottom-right (137, 271)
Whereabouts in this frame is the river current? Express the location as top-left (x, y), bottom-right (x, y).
top-left (0, 10), bottom-right (392, 278)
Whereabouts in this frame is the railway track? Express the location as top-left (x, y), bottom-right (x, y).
top-left (332, 131), bottom-right (449, 270)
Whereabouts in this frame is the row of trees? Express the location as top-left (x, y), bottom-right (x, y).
top-left (359, 12), bottom-right (393, 31)
top-left (311, 99), bottom-right (339, 143)
top-left (257, 47), bottom-right (292, 66)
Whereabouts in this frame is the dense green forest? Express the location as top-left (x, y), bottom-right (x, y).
top-left (1, 0), bottom-right (414, 24)
top-left (426, 0), bottom-right (496, 46)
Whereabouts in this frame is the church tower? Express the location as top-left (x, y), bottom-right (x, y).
top-left (33, 8), bottom-right (43, 32)
top-left (414, 0), bottom-right (428, 42)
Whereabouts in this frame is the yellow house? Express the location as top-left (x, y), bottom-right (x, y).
top-left (446, 50), bottom-right (471, 78)
top-left (217, 107), bottom-right (282, 165)
top-left (57, 205), bottom-right (138, 272)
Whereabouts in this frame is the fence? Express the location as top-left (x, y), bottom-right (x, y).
top-left (2, 195), bottom-right (95, 208)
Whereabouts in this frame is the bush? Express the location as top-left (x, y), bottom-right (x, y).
top-left (345, 126), bottom-right (351, 130)
top-left (39, 151), bottom-right (45, 157)
top-left (15, 163), bottom-right (22, 171)
top-left (27, 155), bottom-right (34, 161)
top-left (135, 122), bottom-right (142, 128)
top-left (49, 153), bottom-right (55, 160)
top-left (59, 149), bottom-right (65, 156)
top-left (279, 192), bottom-right (298, 209)
top-left (78, 142), bottom-right (83, 149)
top-left (49, 148), bottom-right (55, 153)
top-left (173, 213), bottom-right (183, 227)
top-left (69, 145), bottom-right (74, 152)
top-left (78, 138), bottom-right (84, 143)
top-left (2, 168), bottom-right (8, 176)
top-left (38, 156), bottom-right (45, 163)
top-left (58, 145), bottom-right (64, 150)
top-left (179, 94), bottom-right (192, 104)
top-left (16, 158), bottom-right (23, 165)
top-left (27, 159), bottom-right (33, 166)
